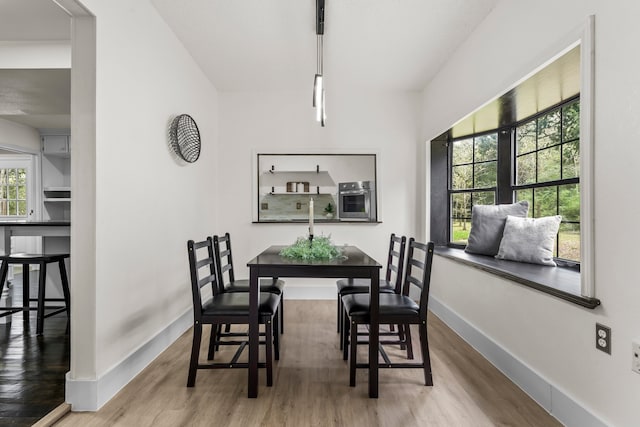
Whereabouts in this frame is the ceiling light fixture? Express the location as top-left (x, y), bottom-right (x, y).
top-left (313, 0), bottom-right (326, 126)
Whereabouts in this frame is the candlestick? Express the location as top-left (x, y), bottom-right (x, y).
top-left (309, 197), bottom-right (314, 236)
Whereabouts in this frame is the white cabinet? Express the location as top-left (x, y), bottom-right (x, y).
top-left (41, 133), bottom-right (71, 220)
top-left (42, 135), bottom-right (70, 157)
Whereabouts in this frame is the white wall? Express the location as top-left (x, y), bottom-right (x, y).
top-left (70, 0), bottom-right (219, 396)
top-left (219, 89), bottom-right (420, 296)
top-left (0, 117), bottom-right (40, 152)
top-left (421, 1), bottom-right (640, 426)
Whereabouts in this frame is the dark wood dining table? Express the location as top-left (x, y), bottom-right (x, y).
top-left (247, 245), bottom-right (382, 398)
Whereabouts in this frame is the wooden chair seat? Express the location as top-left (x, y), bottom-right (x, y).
top-left (223, 278), bottom-right (285, 295)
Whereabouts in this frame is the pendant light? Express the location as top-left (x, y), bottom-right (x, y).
top-left (313, 0), bottom-right (326, 126)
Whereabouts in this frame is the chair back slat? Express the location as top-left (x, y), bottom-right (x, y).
top-left (385, 233), bottom-right (407, 293)
top-left (401, 238), bottom-right (435, 320)
top-left (213, 232), bottom-right (236, 292)
top-left (187, 237), bottom-right (220, 321)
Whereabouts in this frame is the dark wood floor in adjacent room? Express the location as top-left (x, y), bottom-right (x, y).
top-left (0, 271), bottom-right (69, 427)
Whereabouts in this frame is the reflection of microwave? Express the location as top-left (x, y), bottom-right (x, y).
top-left (338, 181), bottom-right (376, 221)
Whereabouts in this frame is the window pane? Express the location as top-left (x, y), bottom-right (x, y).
top-left (17, 168), bottom-right (26, 185)
top-left (562, 140), bottom-right (580, 179)
top-left (472, 191), bottom-right (495, 206)
top-left (538, 110), bottom-right (561, 148)
top-left (451, 193), bottom-right (472, 244)
top-left (516, 153), bottom-right (536, 185)
top-left (474, 161), bottom-right (497, 188)
top-left (8, 201), bottom-right (16, 216)
top-left (538, 145), bottom-right (561, 182)
top-left (18, 185), bottom-right (26, 200)
top-left (474, 134), bottom-right (497, 162)
top-left (516, 121), bottom-right (536, 155)
top-left (562, 101), bottom-right (580, 141)
top-left (452, 138), bottom-right (473, 165)
top-left (515, 189), bottom-right (533, 218)
top-left (0, 185), bottom-right (6, 199)
top-left (0, 170), bottom-right (6, 185)
top-left (452, 165), bottom-right (473, 189)
top-left (559, 184), bottom-right (580, 221)
top-left (533, 186), bottom-right (557, 217)
top-left (8, 186), bottom-right (16, 199)
top-left (17, 201), bottom-right (26, 216)
top-left (558, 222), bottom-right (580, 262)
top-left (0, 201), bottom-right (5, 215)
top-left (8, 169), bottom-right (16, 185)
top-left (451, 193), bottom-right (471, 220)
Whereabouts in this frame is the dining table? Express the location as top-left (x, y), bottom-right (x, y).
top-left (247, 244), bottom-right (382, 398)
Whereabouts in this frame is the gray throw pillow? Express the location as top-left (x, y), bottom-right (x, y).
top-left (495, 215), bottom-right (562, 266)
top-left (465, 201), bottom-right (529, 256)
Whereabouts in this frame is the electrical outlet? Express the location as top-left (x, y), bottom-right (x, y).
top-left (296, 202), bottom-right (301, 210)
top-left (632, 341), bottom-right (640, 374)
top-left (596, 323), bottom-right (611, 354)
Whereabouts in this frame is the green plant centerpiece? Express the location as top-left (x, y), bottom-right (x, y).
top-left (280, 235), bottom-right (343, 261)
top-left (324, 202), bottom-right (335, 219)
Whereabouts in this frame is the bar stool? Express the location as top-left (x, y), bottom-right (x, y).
top-left (0, 253), bottom-right (70, 335)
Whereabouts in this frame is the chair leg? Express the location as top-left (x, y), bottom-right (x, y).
top-left (279, 292), bottom-right (284, 335)
top-left (207, 324), bottom-right (219, 360)
top-left (265, 318), bottom-right (273, 387)
top-left (404, 324), bottom-right (414, 360)
top-left (342, 310), bottom-right (350, 361)
top-left (419, 322), bottom-right (433, 386)
top-left (58, 259), bottom-right (71, 320)
top-left (273, 308), bottom-right (280, 361)
top-left (398, 324), bottom-right (406, 350)
top-left (0, 261), bottom-right (7, 297)
top-left (36, 262), bottom-right (47, 335)
top-left (349, 320), bottom-right (357, 387)
top-left (339, 297), bottom-right (344, 350)
top-left (336, 293), bottom-right (341, 333)
top-left (22, 263), bottom-right (30, 324)
top-left (187, 323), bottom-right (202, 387)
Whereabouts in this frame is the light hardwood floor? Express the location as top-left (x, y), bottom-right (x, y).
top-left (54, 300), bottom-right (561, 427)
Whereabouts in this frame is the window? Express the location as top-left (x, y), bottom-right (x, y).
top-left (450, 133), bottom-right (498, 244)
top-left (0, 167), bottom-right (28, 218)
top-left (514, 100), bottom-right (580, 262)
top-left (445, 97), bottom-right (580, 264)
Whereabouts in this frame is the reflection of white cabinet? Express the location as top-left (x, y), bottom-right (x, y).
top-left (41, 133), bottom-right (71, 220)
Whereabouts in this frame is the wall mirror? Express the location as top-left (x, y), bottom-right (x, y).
top-left (254, 153), bottom-right (378, 223)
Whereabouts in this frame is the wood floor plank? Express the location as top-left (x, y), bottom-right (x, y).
top-left (54, 300), bottom-right (561, 427)
top-left (0, 272), bottom-right (69, 427)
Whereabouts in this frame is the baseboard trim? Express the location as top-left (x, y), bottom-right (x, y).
top-left (429, 296), bottom-right (607, 427)
top-left (65, 308), bottom-right (192, 411)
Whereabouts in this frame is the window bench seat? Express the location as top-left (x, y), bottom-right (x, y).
top-left (433, 246), bottom-right (600, 309)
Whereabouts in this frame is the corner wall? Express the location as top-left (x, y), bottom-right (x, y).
top-left (421, 1), bottom-right (640, 426)
top-left (66, 0), bottom-right (219, 410)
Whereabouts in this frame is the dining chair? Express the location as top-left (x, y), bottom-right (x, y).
top-left (335, 233), bottom-right (406, 349)
top-left (213, 233), bottom-right (285, 334)
top-left (186, 237), bottom-right (280, 387)
top-left (341, 238), bottom-right (435, 388)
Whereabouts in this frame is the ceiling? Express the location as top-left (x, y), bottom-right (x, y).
top-left (0, 0), bottom-right (500, 130)
top-left (151, 0), bottom-right (499, 91)
top-left (451, 45), bottom-right (581, 138)
top-left (0, 0), bottom-right (71, 130)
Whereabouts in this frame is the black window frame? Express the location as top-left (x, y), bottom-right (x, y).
top-left (434, 95), bottom-right (581, 268)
